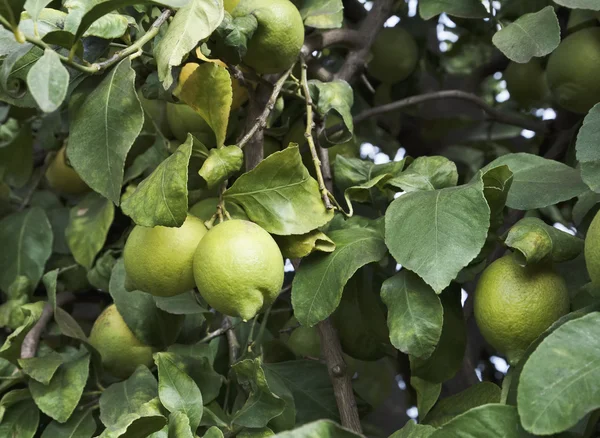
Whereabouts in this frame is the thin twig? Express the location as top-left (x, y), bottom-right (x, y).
top-left (21, 292), bottom-right (75, 359)
top-left (237, 65), bottom-right (294, 149)
top-left (19, 153), bottom-right (52, 211)
top-left (352, 89), bottom-right (548, 133)
top-left (300, 58), bottom-right (333, 210)
top-left (303, 28), bottom-right (363, 53)
top-left (223, 317), bottom-right (240, 366)
top-left (199, 318), bottom-right (242, 344)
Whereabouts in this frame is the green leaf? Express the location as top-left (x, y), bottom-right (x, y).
top-left (492, 6), bottom-right (560, 63)
top-left (576, 103), bottom-right (600, 192)
top-left (121, 138), bottom-right (192, 227)
top-left (155, 0), bottom-right (224, 89)
top-left (232, 358), bottom-right (285, 428)
top-left (100, 366), bottom-right (158, 428)
top-left (0, 302), bottom-right (44, 364)
top-left (26, 49), bottom-right (69, 113)
top-left (168, 411), bottom-right (194, 438)
top-left (480, 153), bottom-right (587, 210)
top-left (154, 291), bottom-right (207, 315)
top-left (518, 312), bottom-right (600, 435)
top-left (66, 192), bottom-right (115, 269)
top-left (410, 286), bottom-right (466, 383)
top-left (264, 360), bottom-right (338, 425)
top-left (387, 156), bottom-right (458, 192)
top-left (504, 217), bottom-right (583, 264)
top-left (423, 382), bottom-right (501, 427)
top-left (178, 63), bottom-right (232, 148)
top-left (68, 58), bottom-right (144, 204)
top-left (110, 259), bottom-right (184, 348)
top-left (292, 227), bottom-right (387, 327)
top-left (0, 45), bottom-right (41, 108)
top-left (224, 147), bottom-right (334, 235)
top-left (30, 352), bottom-right (90, 423)
top-left (480, 165), bottom-right (514, 231)
top-left (0, 121), bottom-right (33, 188)
top-left (202, 426), bottom-right (225, 438)
top-left (410, 377), bottom-right (441, 421)
top-left (0, 400), bottom-right (39, 438)
top-left (85, 12), bottom-right (129, 39)
top-left (308, 80), bottom-right (353, 143)
top-left (41, 408), bottom-right (96, 438)
top-left (199, 145), bottom-right (243, 189)
top-left (213, 14), bottom-right (258, 65)
top-left (299, 0), bottom-right (343, 29)
top-left (18, 350), bottom-right (63, 384)
top-left (155, 352), bottom-right (203, 432)
top-left (385, 178), bottom-right (490, 293)
top-left (389, 421), bottom-right (436, 438)
top-left (87, 250), bottom-right (117, 292)
top-left (0, 207), bottom-right (53, 293)
top-left (0, 0), bottom-right (27, 28)
top-left (419, 0), bottom-right (488, 20)
top-left (99, 397), bottom-right (167, 438)
top-left (270, 420), bottom-right (361, 437)
top-left (381, 270), bottom-right (443, 359)
top-left (429, 404), bottom-right (530, 437)
top-left (0, 389), bottom-right (32, 423)
top-left (0, 27), bottom-right (21, 56)
top-left (276, 230), bottom-right (336, 259)
top-left (553, 0), bottom-right (600, 10)
top-left (166, 348), bottom-right (223, 404)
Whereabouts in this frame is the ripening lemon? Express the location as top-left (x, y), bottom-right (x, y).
top-left (584, 210), bottom-right (600, 285)
top-left (123, 215), bottom-right (207, 297)
top-left (474, 254), bottom-right (570, 364)
top-left (230, 0), bottom-right (304, 74)
top-left (166, 102), bottom-right (216, 147)
top-left (45, 145), bottom-right (90, 195)
top-left (89, 305), bottom-right (153, 379)
top-left (282, 317), bottom-right (321, 357)
top-left (546, 27), bottom-right (600, 113)
top-left (193, 220), bottom-right (284, 321)
top-left (367, 27), bottom-right (419, 84)
top-left (175, 63), bottom-right (249, 111)
top-left (504, 59), bottom-right (549, 108)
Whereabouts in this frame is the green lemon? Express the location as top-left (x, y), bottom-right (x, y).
top-left (474, 254), bottom-right (570, 364)
top-left (567, 9), bottom-right (599, 34)
top-left (193, 219), bottom-right (284, 320)
top-left (166, 102), bottom-right (216, 147)
top-left (46, 145), bottom-right (90, 195)
top-left (367, 27), bottom-right (419, 84)
top-left (138, 91), bottom-right (172, 137)
top-left (332, 275), bottom-right (390, 361)
top-left (231, 0), bottom-right (304, 74)
top-left (282, 317), bottom-right (321, 357)
top-left (546, 27), bottom-right (600, 113)
top-left (89, 305), bottom-right (153, 379)
top-left (584, 210), bottom-right (600, 284)
top-left (189, 197), bottom-right (248, 222)
top-left (123, 214), bottom-right (207, 297)
top-left (224, 0), bottom-right (240, 12)
top-left (504, 59), bottom-right (549, 108)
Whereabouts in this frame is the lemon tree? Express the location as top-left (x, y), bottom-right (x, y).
top-left (2, 1), bottom-right (600, 437)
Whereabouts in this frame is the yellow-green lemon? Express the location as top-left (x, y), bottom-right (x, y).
top-left (474, 254), bottom-right (570, 364)
top-left (367, 27), bottom-right (419, 84)
top-left (546, 27), bottom-right (600, 113)
top-left (189, 197), bottom-right (248, 222)
top-left (89, 305), bottom-right (153, 379)
top-left (584, 210), bottom-right (600, 284)
top-left (123, 215), bottom-right (207, 297)
top-left (166, 102), bottom-right (216, 147)
top-left (231, 0), bottom-right (304, 74)
top-left (193, 219), bottom-right (284, 320)
top-left (504, 59), bottom-right (549, 108)
top-left (46, 145), bottom-right (90, 195)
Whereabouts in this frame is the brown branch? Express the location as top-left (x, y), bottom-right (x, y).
top-left (21, 292), bottom-right (75, 359)
top-left (304, 29), bottom-right (363, 53)
top-left (335, 0), bottom-right (395, 81)
top-left (222, 317), bottom-right (240, 366)
top-left (353, 90), bottom-right (548, 133)
top-left (19, 152), bottom-right (52, 211)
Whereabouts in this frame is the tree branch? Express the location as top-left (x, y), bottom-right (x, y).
top-left (304, 29), bottom-right (363, 53)
top-left (20, 292), bottom-right (75, 359)
top-left (353, 90), bottom-right (548, 133)
top-left (335, 0), bottom-right (395, 81)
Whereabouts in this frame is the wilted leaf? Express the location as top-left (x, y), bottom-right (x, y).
top-left (292, 227), bottom-right (387, 327)
top-left (0, 207), bottom-right (53, 294)
top-left (199, 145), bottom-right (243, 189)
top-left (492, 6), bottom-right (560, 63)
top-left (121, 138), bottom-right (192, 227)
top-left (224, 147), bottom-right (333, 235)
top-left (276, 230), bottom-right (336, 259)
top-left (518, 312), bottom-right (600, 435)
top-left (381, 270), bottom-right (443, 359)
top-left (66, 192), bottom-right (115, 269)
top-left (419, 0), bottom-right (488, 20)
top-left (308, 80), bottom-right (353, 143)
top-left (68, 58), bottom-right (144, 204)
top-left (155, 0), bottom-right (224, 89)
top-left (480, 165), bottom-right (513, 231)
top-left (385, 177), bottom-right (489, 293)
top-left (0, 302), bottom-right (44, 364)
